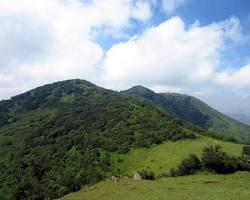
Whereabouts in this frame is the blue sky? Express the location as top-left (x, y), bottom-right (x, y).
top-left (0, 0), bottom-right (250, 115)
top-left (173, 0), bottom-right (250, 69)
top-left (98, 0), bottom-right (250, 67)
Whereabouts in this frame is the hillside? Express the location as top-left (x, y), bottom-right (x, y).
top-left (122, 86), bottom-right (250, 142)
top-left (0, 79), bottom-right (192, 199)
top-left (60, 137), bottom-right (246, 200)
top-left (110, 136), bottom-right (243, 176)
top-left (228, 113), bottom-right (250, 126)
top-left (60, 172), bottom-right (250, 200)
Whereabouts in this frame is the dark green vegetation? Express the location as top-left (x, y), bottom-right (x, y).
top-left (0, 79), bottom-right (194, 199)
top-left (138, 170), bottom-right (155, 180)
top-left (168, 145), bottom-right (250, 177)
top-left (1, 79), bottom-right (250, 200)
top-left (122, 86), bottom-right (250, 142)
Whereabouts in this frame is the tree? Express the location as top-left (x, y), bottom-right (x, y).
top-left (138, 170), bottom-right (155, 180)
top-left (242, 146), bottom-right (250, 156)
top-left (177, 154), bottom-right (201, 176)
top-left (201, 145), bottom-right (238, 174)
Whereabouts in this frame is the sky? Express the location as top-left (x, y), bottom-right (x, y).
top-left (0, 0), bottom-right (250, 115)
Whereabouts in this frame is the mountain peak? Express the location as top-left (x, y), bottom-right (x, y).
top-left (122, 85), bottom-right (155, 97)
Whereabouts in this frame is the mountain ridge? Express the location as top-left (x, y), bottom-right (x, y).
top-left (0, 79), bottom-right (193, 199)
top-left (1, 79), bottom-right (249, 199)
top-left (121, 85), bottom-right (250, 142)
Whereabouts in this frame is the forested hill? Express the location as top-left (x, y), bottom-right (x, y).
top-left (0, 79), bottom-right (193, 199)
top-left (122, 86), bottom-right (250, 142)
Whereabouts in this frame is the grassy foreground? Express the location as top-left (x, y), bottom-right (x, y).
top-left (111, 136), bottom-right (244, 175)
top-left (60, 172), bottom-right (250, 200)
top-left (59, 137), bottom-right (246, 199)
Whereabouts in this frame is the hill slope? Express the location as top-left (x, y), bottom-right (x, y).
top-left (110, 136), bottom-right (243, 176)
top-left (60, 137), bottom-right (246, 200)
top-left (0, 79), bottom-right (191, 199)
top-left (60, 172), bottom-right (250, 200)
top-left (122, 86), bottom-right (250, 142)
top-left (228, 113), bottom-right (250, 126)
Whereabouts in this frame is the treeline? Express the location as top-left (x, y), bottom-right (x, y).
top-left (164, 145), bottom-right (250, 177)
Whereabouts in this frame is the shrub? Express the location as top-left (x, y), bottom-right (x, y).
top-left (201, 145), bottom-right (238, 174)
top-left (181, 129), bottom-right (197, 139)
top-left (242, 146), bottom-right (250, 156)
top-left (167, 168), bottom-right (179, 177)
top-left (177, 154), bottom-right (201, 176)
top-left (138, 170), bottom-right (155, 180)
top-left (223, 136), bottom-right (237, 143)
top-left (238, 155), bottom-right (250, 171)
top-left (117, 146), bottom-right (129, 154)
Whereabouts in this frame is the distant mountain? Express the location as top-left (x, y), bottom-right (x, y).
top-left (0, 79), bottom-right (192, 199)
top-left (122, 86), bottom-right (250, 142)
top-left (228, 113), bottom-right (250, 126)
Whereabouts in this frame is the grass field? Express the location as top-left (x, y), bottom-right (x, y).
top-left (111, 136), bottom-right (244, 175)
top-left (59, 136), bottom-right (246, 200)
top-left (60, 172), bottom-right (250, 200)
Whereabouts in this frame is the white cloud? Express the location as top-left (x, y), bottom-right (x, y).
top-left (131, 0), bottom-right (152, 21)
top-left (216, 64), bottom-right (250, 87)
top-left (0, 0), bottom-right (152, 98)
top-left (162, 0), bottom-right (188, 14)
top-left (101, 16), bottom-right (243, 90)
top-left (151, 85), bottom-right (184, 93)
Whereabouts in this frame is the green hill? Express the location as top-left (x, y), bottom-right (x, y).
top-left (0, 79), bottom-right (193, 199)
top-left (122, 86), bottom-right (250, 142)
top-left (59, 137), bottom-right (247, 200)
top-left (1, 80), bottom-right (249, 200)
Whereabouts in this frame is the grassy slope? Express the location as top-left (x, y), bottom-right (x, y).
top-left (60, 137), bottom-right (247, 200)
top-left (111, 136), bottom-right (243, 176)
top-left (60, 172), bottom-right (250, 200)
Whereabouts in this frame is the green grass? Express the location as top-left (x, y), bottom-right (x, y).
top-left (59, 172), bottom-right (250, 200)
top-left (111, 136), bottom-right (244, 175)
top-left (60, 136), bottom-right (246, 200)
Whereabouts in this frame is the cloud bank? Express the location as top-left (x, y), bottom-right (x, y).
top-left (101, 16), bottom-right (247, 90)
top-left (0, 0), bottom-right (151, 97)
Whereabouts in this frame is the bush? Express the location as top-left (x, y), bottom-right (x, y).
top-left (177, 154), bottom-right (201, 176)
top-left (242, 146), bottom-right (250, 156)
top-left (238, 155), bottom-right (250, 171)
top-left (138, 170), bottom-right (155, 180)
top-left (167, 168), bottom-right (179, 177)
top-left (201, 145), bottom-right (238, 174)
top-left (117, 146), bottom-right (130, 154)
top-left (223, 136), bottom-right (237, 143)
top-left (181, 129), bottom-right (197, 139)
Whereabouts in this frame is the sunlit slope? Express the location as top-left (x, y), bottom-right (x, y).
top-left (60, 172), bottom-right (250, 200)
top-left (111, 136), bottom-right (243, 176)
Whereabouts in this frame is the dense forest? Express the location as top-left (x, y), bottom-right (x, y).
top-left (0, 80), bottom-right (195, 199)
